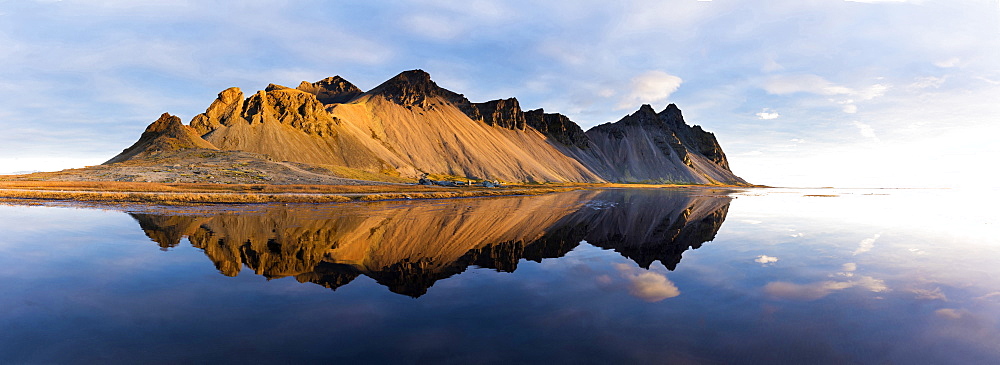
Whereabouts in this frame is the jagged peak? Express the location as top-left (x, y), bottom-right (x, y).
top-left (657, 103), bottom-right (684, 125)
top-left (372, 69), bottom-right (436, 92)
top-left (297, 75), bottom-right (363, 104)
top-left (618, 104), bottom-right (662, 126)
top-left (315, 75), bottom-right (353, 85)
top-left (264, 83), bottom-right (291, 92)
top-left (144, 113), bottom-right (184, 134)
top-left (297, 75), bottom-right (358, 91)
top-left (217, 87), bottom-right (243, 103)
top-left (105, 112), bottom-right (217, 164)
top-left (393, 69), bottom-right (432, 83)
top-left (476, 97), bottom-right (522, 111)
top-left (366, 69), bottom-right (461, 107)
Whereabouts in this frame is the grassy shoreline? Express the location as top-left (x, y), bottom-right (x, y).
top-left (0, 180), bottom-right (749, 206)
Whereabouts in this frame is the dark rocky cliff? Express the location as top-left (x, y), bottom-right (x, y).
top-left (470, 98), bottom-right (526, 130)
top-left (524, 108), bottom-right (591, 149)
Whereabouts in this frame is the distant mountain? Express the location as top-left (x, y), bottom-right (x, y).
top-left (105, 69), bottom-right (747, 185)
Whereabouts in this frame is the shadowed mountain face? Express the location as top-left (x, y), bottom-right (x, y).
top-left (104, 69), bottom-right (748, 185)
top-left (130, 189), bottom-right (732, 297)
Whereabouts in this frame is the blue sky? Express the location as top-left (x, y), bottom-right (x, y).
top-left (1, 0), bottom-right (998, 187)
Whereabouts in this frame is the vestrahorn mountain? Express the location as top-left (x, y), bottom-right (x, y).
top-left (107, 70), bottom-right (747, 185)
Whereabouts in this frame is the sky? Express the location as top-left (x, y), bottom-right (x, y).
top-left (1, 0), bottom-right (998, 188)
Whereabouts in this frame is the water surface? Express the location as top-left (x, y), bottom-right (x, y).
top-left (1, 188), bottom-right (997, 364)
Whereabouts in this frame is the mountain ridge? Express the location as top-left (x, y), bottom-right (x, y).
top-left (104, 69), bottom-right (748, 185)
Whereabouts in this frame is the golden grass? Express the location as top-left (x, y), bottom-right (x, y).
top-left (0, 181), bottom-right (580, 206)
top-left (0, 179), bottom-right (750, 206)
top-left (308, 164), bottom-right (412, 183)
top-left (0, 181), bottom-right (460, 194)
top-left (0, 190), bottom-right (352, 205)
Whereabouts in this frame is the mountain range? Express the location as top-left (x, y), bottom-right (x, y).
top-left (107, 70), bottom-right (747, 185)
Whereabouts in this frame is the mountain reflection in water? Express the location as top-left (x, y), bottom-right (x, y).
top-left (130, 189), bottom-right (732, 297)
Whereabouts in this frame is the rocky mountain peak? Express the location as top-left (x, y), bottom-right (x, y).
top-left (471, 98), bottom-right (526, 130)
top-left (297, 76), bottom-right (362, 104)
top-left (264, 83), bottom-right (290, 92)
top-left (657, 103), bottom-right (685, 130)
top-left (240, 88), bottom-right (335, 134)
top-left (621, 104), bottom-right (662, 126)
top-left (191, 87), bottom-right (246, 136)
top-left (144, 113), bottom-right (184, 134)
top-left (367, 69), bottom-right (463, 108)
top-left (650, 103), bottom-right (731, 170)
top-left (105, 113), bottom-right (218, 164)
top-left (217, 87), bottom-right (243, 104)
top-left (524, 108), bottom-right (590, 149)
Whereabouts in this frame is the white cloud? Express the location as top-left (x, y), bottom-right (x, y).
top-left (763, 74), bottom-right (853, 96)
top-left (934, 57), bottom-right (962, 68)
top-left (756, 108), bottom-right (780, 120)
top-left (615, 263), bottom-right (680, 302)
top-left (857, 84), bottom-right (890, 100)
top-left (764, 281), bottom-right (854, 300)
top-left (977, 77), bottom-right (1000, 85)
top-left (934, 308), bottom-right (967, 319)
top-left (764, 76), bottom-right (888, 108)
top-left (911, 76), bottom-right (946, 90)
top-left (852, 121), bottom-right (880, 142)
top-left (852, 233), bottom-right (882, 255)
top-left (764, 260), bottom-right (888, 301)
top-left (845, 0), bottom-right (911, 3)
top-left (617, 71), bottom-right (682, 110)
top-left (755, 255), bottom-right (779, 265)
top-left (764, 275), bottom-right (887, 300)
top-left (910, 287), bottom-right (948, 301)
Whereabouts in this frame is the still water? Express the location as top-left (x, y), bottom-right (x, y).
top-left (0, 188), bottom-right (997, 364)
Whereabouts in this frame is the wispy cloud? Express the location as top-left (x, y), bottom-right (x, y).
top-left (755, 108), bottom-right (780, 120)
top-left (910, 76), bottom-right (946, 90)
top-left (763, 74), bottom-right (853, 96)
top-left (617, 71), bottom-right (683, 110)
top-left (845, 0), bottom-right (911, 3)
top-left (764, 262), bottom-right (888, 301)
top-left (934, 57), bottom-right (961, 68)
top-left (852, 233), bottom-right (882, 255)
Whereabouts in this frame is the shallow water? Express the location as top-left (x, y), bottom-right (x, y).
top-left (0, 188), bottom-right (997, 364)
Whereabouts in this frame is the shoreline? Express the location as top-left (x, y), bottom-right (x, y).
top-left (0, 181), bottom-right (752, 207)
